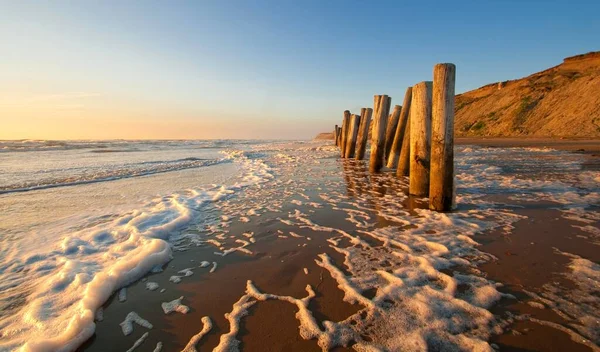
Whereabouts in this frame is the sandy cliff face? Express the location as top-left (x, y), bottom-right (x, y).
top-left (314, 132), bottom-right (334, 140)
top-left (456, 51), bottom-right (600, 137)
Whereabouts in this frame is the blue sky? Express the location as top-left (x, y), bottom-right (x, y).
top-left (1, 0), bottom-right (598, 139)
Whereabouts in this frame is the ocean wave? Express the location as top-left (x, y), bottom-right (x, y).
top-left (0, 157), bottom-right (226, 195)
top-left (0, 139), bottom-right (269, 153)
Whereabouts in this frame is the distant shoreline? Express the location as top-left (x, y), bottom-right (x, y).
top-left (315, 133), bottom-right (600, 152)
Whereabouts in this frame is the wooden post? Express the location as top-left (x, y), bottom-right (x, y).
top-left (336, 127), bottom-right (342, 147)
top-left (344, 114), bottom-right (361, 158)
top-left (334, 125), bottom-right (339, 146)
top-left (369, 95), bottom-right (391, 172)
top-left (385, 96), bottom-right (392, 119)
top-left (387, 87), bottom-right (413, 168)
top-left (373, 95), bottom-right (381, 117)
top-left (430, 63), bottom-right (456, 211)
top-left (340, 110), bottom-right (350, 157)
top-left (384, 105), bottom-right (402, 164)
top-left (409, 81), bottom-right (432, 196)
top-left (396, 115), bottom-right (411, 176)
top-left (355, 108), bottom-right (372, 160)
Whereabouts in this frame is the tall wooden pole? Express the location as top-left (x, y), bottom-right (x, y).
top-left (360, 107), bottom-right (366, 120)
top-left (396, 115), bottom-right (411, 176)
top-left (340, 110), bottom-right (350, 157)
top-left (430, 63), bottom-right (456, 211)
top-left (409, 82), bottom-right (432, 196)
top-left (384, 105), bottom-right (402, 164)
top-left (373, 95), bottom-right (381, 117)
top-left (345, 114), bottom-right (361, 158)
top-left (334, 125), bottom-right (339, 146)
top-left (369, 95), bottom-right (391, 172)
top-left (355, 108), bottom-right (372, 160)
top-left (387, 87), bottom-right (413, 169)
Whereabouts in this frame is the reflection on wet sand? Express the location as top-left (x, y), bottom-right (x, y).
top-left (341, 159), bottom-right (429, 215)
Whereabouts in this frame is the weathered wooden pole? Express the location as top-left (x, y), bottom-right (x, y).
top-left (344, 114), bottom-right (361, 158)
top-left (396, 116), bottom-right (411, 177)
top-left (355, 108), bottom-right (372, 160)
top-left (384, 105), bottom-right (402, 164)
top-left (369, 95), bottom-right (391, 172)
top-left (360, 107), bottom-right (366, 117)
top-left (430, 63), bottom-right (456, 211)
top-left (340, 110), bottom-right (350, 157)
top-left (387, 87), bottom-right (413, 169)
top-left (334, 125), bottom-right (339, 146)
top-left (373, 95), bottom-right (381, 116)
top-left (409, 81), bottom-right (432, 196)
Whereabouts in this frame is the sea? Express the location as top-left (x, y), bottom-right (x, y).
top-left (0, 139), bottom-right (598, 351)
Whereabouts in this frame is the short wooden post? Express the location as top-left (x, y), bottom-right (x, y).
top-left (340, 110), bottom-right (350, 157)
top-left (336, 127), bottom-right (342, 147)
top-left (409, 81), bottom-right (432, 196)
top-left (355, 108), bottom-right (372, 160)
top-left (387, 87), bottom-right (413, 169)
top-left (369, 95), bottom-right (391, 172)
top-left (384, 105), bottom-right (402, 164)
top-left (345, 114), bottom-right (361, 158)
top-left (430, 63), bottom-right (456, 211)
top-left (334, 125), bottom-right (339, 146)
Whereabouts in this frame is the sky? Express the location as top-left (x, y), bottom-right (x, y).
top-left (1, 0), bottom-right (598, 140)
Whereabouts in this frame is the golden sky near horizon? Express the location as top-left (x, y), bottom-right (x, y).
top-left (0, 91), bottom-right (330, 140)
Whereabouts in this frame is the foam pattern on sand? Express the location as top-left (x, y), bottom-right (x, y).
top-left (458, 146), bottom-right (600, 244)
top-left (120, 312), bottom-right (153, 336)
top-left (203, 143), bottom-right (598, 351)
top-left (181, 316), bottom-right (213, 352)
top-left (0, 150), bottom-right (273, 351)
top-left (5, 140), bottom-right (599, 351)
top-left (161, 296), bottom-right (190, 315)
top-left (524, 250), bottom-right (600, 345)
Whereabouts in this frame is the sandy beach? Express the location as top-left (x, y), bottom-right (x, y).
top-left (66, 139), bottom-right (600, 352)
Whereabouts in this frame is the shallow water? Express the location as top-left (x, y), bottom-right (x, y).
top-left (0, 140), bottom-right (598, 351)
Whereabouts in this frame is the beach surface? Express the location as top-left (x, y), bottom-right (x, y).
top-left (457, 137), bottom-right (600, 152)
top-left (0, 139), bottom-right (598, 351)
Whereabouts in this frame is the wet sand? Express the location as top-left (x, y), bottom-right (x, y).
top-left (477, 200), bottom-right (599, 352)
top-left (80, 179), bottom-right (368, 352)
top-left (457, 137), bottom-right (600, 153)
top-left (80, 141), bottom-right (599, 352)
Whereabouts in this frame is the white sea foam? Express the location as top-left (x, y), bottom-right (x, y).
top-left (161, 296), bottom-right (190, 315)
top-left (146, 282), bottom-right (159, 291)
top-left (0, 148), bottom-right (274, 351)
top-left (181, 316), bottom-right (213, 352)
top-left (118, 288), bottom-right (127, 302)
top-left (120, 312), bottom-right (153, 336)
top-left (153, 342), bottom-right (163, 352)
top-left (523, 251), bottom-right (600, 345)
top-left (125, 332), bottom-right (149, 352)
top-left (178, 268), bottom-right (194, 277)
top-left (213, 290), bottom-right (257, 352)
